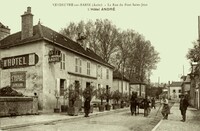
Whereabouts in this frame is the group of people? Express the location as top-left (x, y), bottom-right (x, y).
top-left (130, 92), bottom-right (156, 116)
top-left (84, 91), bottom-right (189, 121)
top-left (159, 94), bottom-right (189, 122)
top-left (130, 92), bottom-right (189, 122)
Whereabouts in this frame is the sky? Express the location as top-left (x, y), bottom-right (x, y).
top-left (1, 0), bottom-right (200, 83)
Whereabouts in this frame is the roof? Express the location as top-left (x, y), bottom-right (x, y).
top-left (113, 70), bottom-right (129, 82)
top-left (130, 82), bottom-right (147, 85)
top-left (0, 23), bottom-right (113, 69)
top-left (170, 81), bottom-right (182, 87)
top-left (0, 22), bottom-right (9, 29)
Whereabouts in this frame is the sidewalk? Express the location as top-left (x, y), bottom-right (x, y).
top-left (152, 103), bottom-right (200, 131)
top-left (0, 107), bottom-right (129, 130)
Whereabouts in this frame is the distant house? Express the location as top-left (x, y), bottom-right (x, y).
top-left (169, 81), bottom-right (182, 100)
top-left (130, 82), bottom-right (146, 98)
top-left (112, 70), bottom-right (130, 95)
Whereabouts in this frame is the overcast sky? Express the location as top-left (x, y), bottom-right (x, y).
top-left (1, 0), bottom-right (200, 83)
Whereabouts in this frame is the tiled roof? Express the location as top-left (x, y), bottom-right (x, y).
top-left (0, 22), bottom-right (9, 29)
top-left (113, 70), bottom-right (129, 82)
top-left (0, 23), bottom-right (113, 69)
top-left (170, 81), bottom-right (182, 87)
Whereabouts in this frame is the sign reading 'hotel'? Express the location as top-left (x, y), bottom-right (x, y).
top-left (1, 53), bottom-right (39, 69)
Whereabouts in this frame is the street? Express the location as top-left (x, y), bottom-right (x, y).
top-left (4, 107), bottom-right (162, 131)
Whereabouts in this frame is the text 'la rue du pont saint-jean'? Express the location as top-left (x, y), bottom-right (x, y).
top-left (52, 3), bottom-right (148, 11)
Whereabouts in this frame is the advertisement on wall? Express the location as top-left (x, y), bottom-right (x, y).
top-left (10, 71), bottom-right (26, 88)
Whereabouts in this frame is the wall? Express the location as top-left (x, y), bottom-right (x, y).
top-left (130, 84), bottom-right (140, 96)
top-left (169, 86), bottom-right (182, 100)
top-left (130, 84), bottom-right (146, 98)
top-left (112, 79), bottom-right (129, 94)
top-left (0, 41), bottom-right (44, 109)
top-left (43, 43), bottom-right (113, 111)
top-left (0, 96), bottom-right (38, 117)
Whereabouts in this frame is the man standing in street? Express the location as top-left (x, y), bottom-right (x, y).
top-left (180, 94), bottom-right (189, 122)
top-left (151, 97), bottom-right (156, 109)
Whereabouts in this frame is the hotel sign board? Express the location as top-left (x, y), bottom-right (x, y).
top-left (11, 71), bottom-right (26, 88)
top-left (48, 49), bottom-right (61, 63)
top-left (1, 53), bottom-right (39, 69)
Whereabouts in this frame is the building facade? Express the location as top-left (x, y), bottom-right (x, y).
top-left (112, 70), bottom-right (130, 95)
top-left (189, 64), bottom-right (200, 109)
top-left (169, 81), bottom-right (182, 100)
top-left (0, 7), bottom-right (114, 111)
top-left (130, 83), bottom-right (146, 98)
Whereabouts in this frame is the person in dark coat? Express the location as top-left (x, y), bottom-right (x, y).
top-left (130, 92), bottom-right (137, 116)
top-left (151, 97), bottom-right (156, 109)
top-left (84, 97), bottom-right (91, 117)
top-left (180, 94), bottom-right (189, 122)
top-left (143, 98), bottom-right (151, 117)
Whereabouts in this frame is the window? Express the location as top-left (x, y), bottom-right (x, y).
top-left (75, 58), bottom-right (82, 73)
top-left (79, 59), bottom-right (82, 73)
top-left (173, 89), bottom-right (176, 93)
top-left (87, 62), bottom-right (90, 75)
top-left (97, 65), bottom-right (101, 78)
top-left (60, 53), bottom-right (65, 70)
top-left (179, 89), bottom-right (181, 93)
top-left (75, 58), bottom-right (78, 72)
top-left (106, 69), bottom-right (109, 79)
top-left (75, 80), bottom-right (80, 91)
top-left (125, 82), bottom-right (127, 91)
top-left (60, 79), bottom-right (65, 96)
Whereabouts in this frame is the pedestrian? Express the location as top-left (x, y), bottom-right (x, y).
top-left (84, 96), bottom-right (91, 117)
top-left (130, 92), bottom-right (137, 116)
top-left (161, 96), bottom-right (170, 120)
top-left (142, 97), bottom-right (151, 117)
top-left (180, 94), bottom-right (189, 122)
top-left (151, 97), bottom-right (156, 109)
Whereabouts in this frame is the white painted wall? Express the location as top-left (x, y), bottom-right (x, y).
top-left (0, 41), bottom-right (44, 109)
top-left (169, 86), bottom-right (182, 99)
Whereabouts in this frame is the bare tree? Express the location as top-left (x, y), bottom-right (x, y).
top-left (60, 19), bottom-right (160, 82)
top-left (60, 19), bottom-right (119, 63)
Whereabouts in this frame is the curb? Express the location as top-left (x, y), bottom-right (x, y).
top-left (0, 108), bottom-right (129, 130)
top-left (151, 119), bottom-right (162, 131)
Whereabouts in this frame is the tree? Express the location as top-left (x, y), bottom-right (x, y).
top-left (187, 41), bottom-right (200, 62)
top-left (96, 87), bottom-right (106, 105)
top-left (111, 32), bottom-right (160, 83)
top-left (60, 19), bottom-right (119, 63)
top-left (112, 90), bottom-right (121, 104)
top-left (60, 19), bottom-right (160, 82)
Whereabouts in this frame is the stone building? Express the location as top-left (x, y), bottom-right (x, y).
top-left (0, 7), bottom-right (114, 111)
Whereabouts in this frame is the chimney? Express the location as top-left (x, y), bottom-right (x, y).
top-left (76, 33), bottom-right (88, 50)
top-left (21, 7), bottom-right (33, 40)
top-left (0, 23), bottom-right (10, 41)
